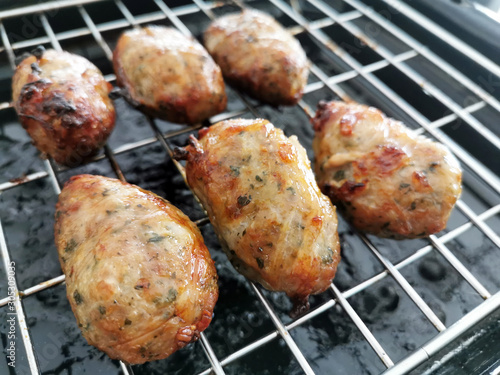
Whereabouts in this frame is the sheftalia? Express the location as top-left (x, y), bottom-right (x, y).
top-left (54, 174), bottom-right (218, 364)
top-left (175, 118), bottom-right (340, 316)
top-left (312, 100), bottom-right (462, 239)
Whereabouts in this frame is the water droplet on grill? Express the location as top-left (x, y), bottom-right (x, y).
top-left (419, 258), bottom-right (446, 281)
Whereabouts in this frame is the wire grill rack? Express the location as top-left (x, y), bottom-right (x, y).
top-left (0, 0), bottom-right (499, 374)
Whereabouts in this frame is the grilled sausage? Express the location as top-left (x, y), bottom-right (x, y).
top-left (113, 26), bottom-right (227, 124)
top-left (175, 119), bottom-right (340, 315)
top-left (204, 10), bottom-right (309, 106)
top-left (11, 48), bottom-right (115, 166)
top-left (312, 101), bottom-right (462, 239)
top-left (54, 175), bottom-right (218, 364)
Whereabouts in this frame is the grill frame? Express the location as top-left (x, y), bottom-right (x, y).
top-left (0, 0), bottom-right (499, 374)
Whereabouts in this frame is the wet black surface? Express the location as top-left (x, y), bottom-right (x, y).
top-left (349, 276), bottom-right (438, 363)
top-left (0, 0), bottom-right (499, 374)
top-left (290, 306), bottom-right (387, 375)
top-left (0, 108), bottom-right (45, 181)
top-left (225, 338), bottom-right (302, 375)
top-left (401, 250), bottom-right (485, 327)
top-left (115, 143), bottom-right (206, 222)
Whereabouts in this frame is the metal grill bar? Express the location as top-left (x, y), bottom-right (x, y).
top-left (20, 275), bottom-right (66, 300)
top-left (416, 101), bottom-right (487, 136)
top-left (199, 333), bottom-right (226, 375)
top-left (120, 362), bottom-right (134, 375)
top-left (288, 9), bottom-right (362, 36)
top-left (0, 6), bottom-right (355, 55)
top-left (0, 220), bottom-right (39, 374)
top-left (330, 283), bottom-right (394, 367)
top-left (114, 0), bottom-right (140, 27)
top-left (303, 49), bottom-right (418, 94)
top-left (0, 4), bottom-right (200, 53)
top-left (40, 12), bottom-right (63, 51)
top-left (0, 171), bottom-right (49, 192)
top-left (104, 144), bottom-right (127, 181)
top-left (309, 63), bottom-right (350, 101)
top-left (0, 21), bottom-right (16, 69)
top-left (45, 159), bottom-right (62, 195)
top-left (251, 283), bottom-right (315, 374)
top-left (152, 0), bottom-right (192, 37)
top-left (78, 5), bottom-right (113, 60)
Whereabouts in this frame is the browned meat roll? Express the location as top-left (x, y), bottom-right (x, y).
top-left (11, 48), bottom-right (115, 166)
top-left (312, 100), bottom-right (462, 239)
top-left (175, 119), bottom-right (340, 315)
top-left (113, 26), bottom-right (227, 124)
top-left (54, 174), bottom-right (218, 364)
top-left (204, 9), bottom-right (309, 106)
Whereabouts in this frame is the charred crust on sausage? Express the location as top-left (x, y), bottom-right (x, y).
top-left (335, 180), bottom-right (367, 201)
top-left (172, 147), bottom-right (189, 161)
top-left (290, 296), bottom-right (310, 318)
top-left (317, 100), bottom-right (329, 110)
